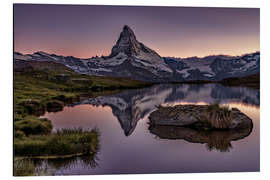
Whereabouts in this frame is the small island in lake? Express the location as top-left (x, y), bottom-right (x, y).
top-left (148, 104), bottom-right (253, 152)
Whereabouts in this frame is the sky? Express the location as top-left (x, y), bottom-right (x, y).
top-left (14, 4), bottom-right (260, 58)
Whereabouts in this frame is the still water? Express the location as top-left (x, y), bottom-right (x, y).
top-left (41, 83), bottom-right (260, 175)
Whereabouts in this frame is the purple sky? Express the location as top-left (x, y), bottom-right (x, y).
top-left (14, 4), bottom-right (260, 58)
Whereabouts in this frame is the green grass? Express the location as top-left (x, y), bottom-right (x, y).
top-left (14, 63), bottom-right (151, 137)
top-left (14, 66), bottom-right (150, 117)
top-left (13, 61), bottom-right (149, 173)
top-left (14, 116), bottom-right (52, 136)
top-left (14, 128), bottom-right (99, 157)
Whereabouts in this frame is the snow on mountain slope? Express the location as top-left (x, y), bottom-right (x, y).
top-left (14, 25), bottom-right (259, 82)
top-left (165, 52), bottom-right (260, 81)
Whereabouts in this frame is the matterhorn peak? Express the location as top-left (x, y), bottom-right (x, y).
top-left (109, 25), bottom-right (161, 59)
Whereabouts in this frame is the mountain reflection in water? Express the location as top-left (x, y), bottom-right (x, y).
top-left (43, 83), bottom-right (259, 174)
top-left (70, 83), bottom-right (259, 136)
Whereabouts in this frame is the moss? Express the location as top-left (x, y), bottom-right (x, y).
top-left (14, 128), bottom-right (99, 157)
top-left (14, 116), bottom-right (52, 135)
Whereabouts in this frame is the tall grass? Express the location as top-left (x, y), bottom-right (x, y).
top-left (14, 116), bottom-right (52, 136)
top-left (14, 128), bottom-right (100, 157)
top-left (204, 104), bottom-right (232, 129)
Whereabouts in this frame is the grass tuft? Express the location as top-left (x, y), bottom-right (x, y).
top-left (204, 104), bottom-right (232, 129)
top-left (14, 116), bottom-right (52, 136)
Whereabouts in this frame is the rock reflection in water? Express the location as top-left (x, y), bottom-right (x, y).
top-left (70, 83), bottom-right (259, 137)
top-left (148, 125), bottom-right (253, 152)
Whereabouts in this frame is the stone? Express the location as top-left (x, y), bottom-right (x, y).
top-left (148, 105), bottom-right (252, 130)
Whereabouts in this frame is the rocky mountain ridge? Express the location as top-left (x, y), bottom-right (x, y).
top-left (14, 25), bottom-right (260, 82)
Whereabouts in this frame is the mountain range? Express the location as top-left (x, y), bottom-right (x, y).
top-left (14, 25), bottom-right (260, 82)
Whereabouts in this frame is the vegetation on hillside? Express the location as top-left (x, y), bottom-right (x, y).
top-left (14, 61), bottom-right (151, 138)
top-left (14, 60), bottom-right (151, 175)
top-left (220, 73), bottom-right (260, 89)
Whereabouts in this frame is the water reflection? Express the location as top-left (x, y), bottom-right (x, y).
top-left (43, 83), bottom-right (259, 174)
top-left (70, 83), bottom-right (259, 136)
top-left (33, 155), bottom-right (99, 176)
top-left (149, 124), bottom-right (253, 152)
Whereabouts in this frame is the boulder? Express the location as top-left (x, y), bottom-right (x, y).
top-left (149, 105), bottom-right (252, 130)
top-left (148, 104), bottom-right (253, 152)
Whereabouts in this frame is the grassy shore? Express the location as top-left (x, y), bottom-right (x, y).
top-left (14, 128), bottom-right (99, 157)
top-left (14, 61), bottom-right (151, 137)
top-left (14, 61), bottom-right (151, 175)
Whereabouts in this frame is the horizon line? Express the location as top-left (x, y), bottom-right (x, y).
top-left (14, 50), bottom-right (260, 60)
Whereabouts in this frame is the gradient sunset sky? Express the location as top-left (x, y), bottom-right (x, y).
top-left (14, 4), bottom-right (260, 58)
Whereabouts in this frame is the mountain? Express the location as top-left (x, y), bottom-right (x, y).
top-left (14, 25), bottom-right (260, 82)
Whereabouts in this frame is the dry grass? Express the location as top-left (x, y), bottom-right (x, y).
top-left (204, 104), bottom-right (232, 129)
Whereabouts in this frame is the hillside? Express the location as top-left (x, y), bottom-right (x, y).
top-left (220, 73), bottom-right (260, 89)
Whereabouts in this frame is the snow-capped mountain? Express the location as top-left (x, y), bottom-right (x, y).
top-left (14, 25), bottom-right (260, 82)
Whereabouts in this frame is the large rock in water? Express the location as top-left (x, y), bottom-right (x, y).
top-left (149, 105), bottom-right (253, 130)
top-left (148, 105), bottom-right (253, 152)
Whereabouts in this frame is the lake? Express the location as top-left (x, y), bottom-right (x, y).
top-left (39, 83), bottom-right (260, 175)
